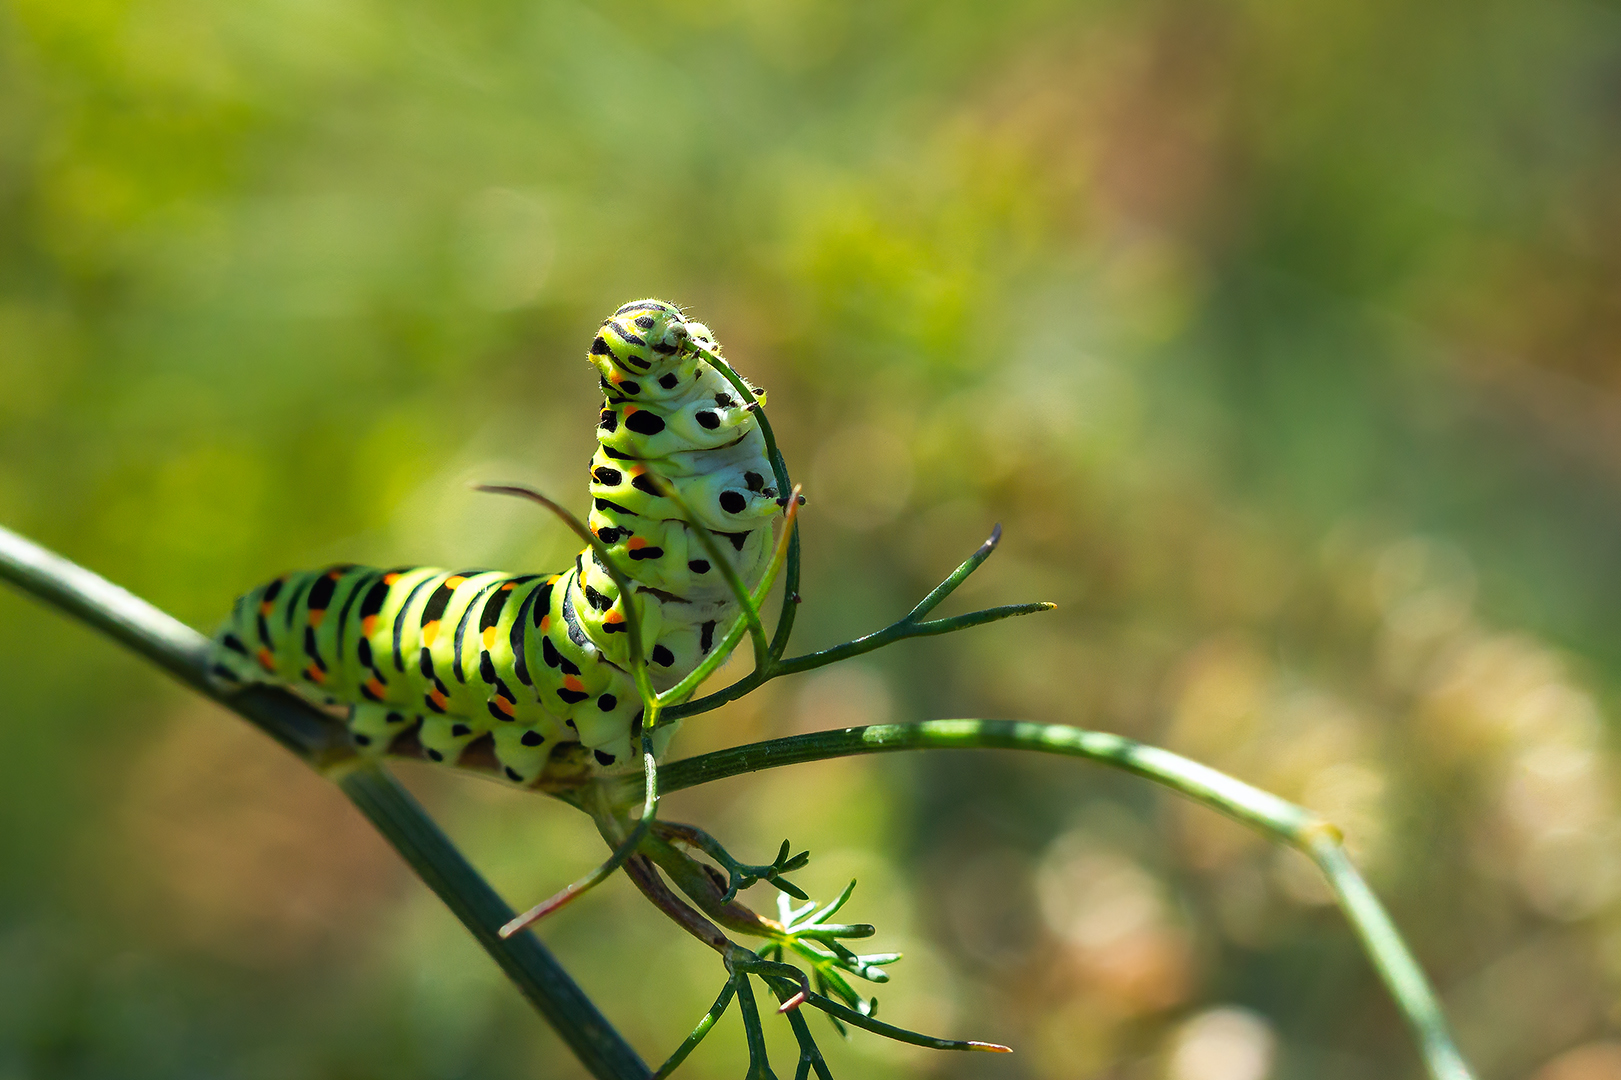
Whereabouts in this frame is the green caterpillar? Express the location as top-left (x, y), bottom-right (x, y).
top-left (213, 300), bottom-right (780, 784)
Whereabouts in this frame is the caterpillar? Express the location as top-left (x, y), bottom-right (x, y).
top-left (212, 300), bottom-right (780, 784)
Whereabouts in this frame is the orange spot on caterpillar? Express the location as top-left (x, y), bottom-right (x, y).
top-left (361, 615), bottom-right (378, 636)
top-left (482, 627), bottom-right (496, 649)
top-left (627, 537), bottom-right (647, 550)
top-left (540, 615), bottom-right (551, 631)
top-left (501, 582), bottom-right (516, 591)
top-left (305, 665), bottom-right (326, 685)
top-left (327, 569), bottom-right (343, 580)
top-left (563, 675), bottom-right (585, 692)
top-left (624, 405), bottom-right (638, 416)
top-left (365, 677), bottom-right (386, 698)
top-left (604, 610), bottom-right (624, 624)
top-left (308, 610), bottom-right (325, 629)
top-left (429, 688), bottom-right (448, 709)
top-left (608, 370), bottom-right (622, 384)
top-left (492, 696), bottom-right (515, 716)
top-left (422, 620), bottom-right (441, 646)
top-left (259, 600), bottom-right (275, 616)
top-left (256, 649), bottom-right (276, 672)
top-left (383, 572), bottom-right (401, 585)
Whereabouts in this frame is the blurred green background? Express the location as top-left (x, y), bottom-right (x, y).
top-left (4, 0), bottom-right (1621, 1077)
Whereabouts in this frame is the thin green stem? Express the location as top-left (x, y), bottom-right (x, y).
top-left (653, 977), bottom-right (736, 1079)
top-left (767, 523), bottom-right (802, 662)
top-left (797, 989), bottom-right (1009, 1053)
top-left (0, 524), bottom-right (650, 1080)
top-left (648, 473), bottom-right (771, 666)
top-left (733, 974), bottom-right (779, 1080)
top-left (657, 720), bottom-right (1313, 834)
top-left (905, 523), bottom-right (1002, 620)
top-left (1308, 835), bottom-right (1475, 1080)
top-left (779, 997), bottom-right (834, 1080)
top-left (662, 528), bottom-right (1053, 722)
top-left (755, 976), bottom-right (832, 1080)
top-left (680, 339), bottom-right (801, 663)
top-left (658, 491), bottom-right (800, 708)
top-left (771, 602), bottom-right (1055, 679)
top-left (502, 734), bottom-right (661, 937)
top-left (652, 719), bottom-right (1474, 1080)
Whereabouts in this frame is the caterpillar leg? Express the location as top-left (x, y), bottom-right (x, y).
top-left (569, 720), bottom-right (683, 777)
top-left (418, 715), bottom-right (485, 765)
top-left (491, 724), bottom-right (556, 785)
top-left (349, 703), bottom-right (414, 753)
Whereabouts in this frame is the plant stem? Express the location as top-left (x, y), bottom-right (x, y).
top-left (653, 978), bottom-right (737, 1079)
top-left (733, 973), bottom-right (778, 1080)
top-left (769, 602), bottom-right (1055, 679)
top-left (1308, 835), bottom-right (1476, 1080)
top-left (0, 524), bottom-right (650, 1080)
top-left (340, 765), bottom-right (653, 1078)
top-left (654, 719), bottom-right (1476, 1080)
top-left (661, 529), bottom-right (1053, 723)
top-left (680, 339), bottom-right (801, 664)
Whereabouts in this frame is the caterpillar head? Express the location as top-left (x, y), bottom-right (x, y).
top-left (588, 300), bottom-right (715, 388)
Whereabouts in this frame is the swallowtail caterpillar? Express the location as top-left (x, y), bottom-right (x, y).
top-left (212, 300), bottom-right (780, 785)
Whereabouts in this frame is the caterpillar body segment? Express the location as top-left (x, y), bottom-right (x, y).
top-left (213, 300), bottom-right (777, 783)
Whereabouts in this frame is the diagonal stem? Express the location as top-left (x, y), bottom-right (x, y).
top-left (0, 525), bottom-right (651, 1080)
top-left (653, 977), bottom-right (737, 1079)
top-left (662, 525), bottom-right (1051, 722)
top-left (502, 735), bottom-right (660, 937)
top-left (340, 765), bottom-right (653, 1078)
top-left (770, 601), bottom-right (1055, 678)
top-left (905, 522), bottom-right (1003, 620)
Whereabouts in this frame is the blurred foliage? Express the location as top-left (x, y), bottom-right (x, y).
top-left (3, 0), bottom-right (1621, 1077)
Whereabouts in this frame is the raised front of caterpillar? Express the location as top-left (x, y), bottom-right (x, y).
top-left (212, 300), bottom-right (779, 783)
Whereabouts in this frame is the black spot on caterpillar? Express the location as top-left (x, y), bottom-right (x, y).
top-left (625, 410), bottom-right (665, 436)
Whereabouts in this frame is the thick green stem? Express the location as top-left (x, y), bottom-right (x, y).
top-left (653, 719), bottom-right (1476, 1080)
top-left (340, 766), bottom-right (653, 1079)
top-left (0, 525), bottom-right (650, 1080)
